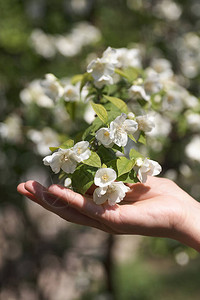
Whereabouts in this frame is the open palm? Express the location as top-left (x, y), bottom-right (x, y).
top-left (17, 176), bottom-right (196, 243)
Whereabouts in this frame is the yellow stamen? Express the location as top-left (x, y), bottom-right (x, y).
top-left (104, 131), bottom-right (110, 137)
top-left (102, 174), bottom-right (109, 181)
top-left (77, 147), bottom-right (82, 155)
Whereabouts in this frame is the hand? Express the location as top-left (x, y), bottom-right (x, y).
top-left (17, 176), bottom-right (200, 251)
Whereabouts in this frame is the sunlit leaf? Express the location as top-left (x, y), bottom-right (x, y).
top-left (71, 74), bottom-right (83, 85)
top-left (60, 139), bottom-right (74, 149)
top-left (49, 146), bottom-right (59, 152)
top-left (82, 151), bottom-right (101, 168)
top-left (117, 169), bottom-right (138, 183)
top-left (104, 95), bottom-right (128, 113)
top-left (117, 156), bottom-right (135, 177)
top-left (138, 132), bottom-right (146, 144)
top-left (129, 148), bottom-right (144, 160)
top-left (91, 102), bottom-right (108, 123)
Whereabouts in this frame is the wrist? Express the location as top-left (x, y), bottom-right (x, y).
top-left (172, 197), bottom-right (200, 252)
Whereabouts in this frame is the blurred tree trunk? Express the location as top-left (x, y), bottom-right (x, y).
top-left (103, 234), bottom-right (116, 299)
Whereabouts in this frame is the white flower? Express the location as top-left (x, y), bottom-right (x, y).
top-left (128, 112), bottom-right (135, 119)
top-left (186, 112), bottom-right (200, 131)
top-left (162, 88), bottom-right (184, 112)
top-left (185, 135), bottom-right (200, 162)
top-left (93, 181), bottom-right (130, 206)
top-left (94, 168), bottom-right (117, 187)
top-left (27, 127), bottom-right (59, 156)
top-left (135, 157), bottom-right (144, 167)
top-left (87, 58), bottom-right (115, 88)
top-left (95, 128), bottom-right (113, 147)
top-left (64, 178), bottom-right (72, 187)
top-left (63, 84), bottom-right (80, 102)
top-left (115, 48), bottom-right (142, 69)
top-left (102, 47), bottom-right (119, 65)
top-left (135, 158), bottom-right (162, 183)
top-left (55, 35), bottom-right (81, 57)
top-left (95, 113), bottom-right (138, 148)
top-left (72, 141), bottom-right (91, 162)
top-left (144, 68), bottom-right (163, 95)
top-left (146, 112), bottom-right (171, 137)
top-left (136, 115), bottom-right (155, 132)
top-left (128, 85), bottom-right (150, 101)
top-left (43, 141), bottom-right (91, 174)
top-left (43, 148), bottom-right (77, 174)
top-left (41, 73), bottom-right (64, 102)
top-left (184, 94), bottom-right (199, 108)
top-left (71, 22), bottom-right (101, 46)
top-left (150, 58), bottom-right (173, 82)
top-left (30, 29), bottom-right (56, 58)
top-left (84, 103), bottom-right (96, 124)
top-left (0, 113), bottom-right (22, 144)
top-left (154, 0), bottom-right (182, 21)
top-left (20, 80), bottom-right (54, 108)
top-left (87, 47), bottom-right (118, 88)
top-left (110, 113), bottom-right (138, 147)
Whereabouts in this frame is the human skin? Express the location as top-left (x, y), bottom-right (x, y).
top-left (17, 176), bottom-right (200, 252)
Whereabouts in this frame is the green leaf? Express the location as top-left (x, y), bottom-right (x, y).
top-left (71, 165), bottom-right (95, 194)
top-left (117, 169), bottom-right (138, 183)
top-left (105, 102), bottom-right (122, 123)
top-left (129, 148), bottom-right (144, 160)
top-left (138, 131), bottom-right (146, 144)
top-left (60, 139), bottom-right (74, 149)
top-left (71, 74), bottom-right (83, 85)
top-left (82, 117), bottom-right (103, 140)
top-left (128, 134), bottom-right (137, 143)
top-left (97, 145), bottom-right (116, 163)
top-left (49, 146), bottom-right (59, 152)
top-left (115, 68), bottom-right (129, 79)
top-left (123, 67), bottom-right (139, 82)
top-left (91, 102), bottom-right (108, 124)
top-left (102, 163), bottom-right (107, 168)
top-left (115, 67), bottom-right (140, 82)
top-left (103, 95), bottom-right (128, 114)
top-left (117, 157), bottom-right (135, 177)
top-left (82, 151), bottom-right (101, 168)
top-left (65, 102), bottom-right (77, 120)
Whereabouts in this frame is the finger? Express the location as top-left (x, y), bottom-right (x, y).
top-left (24, 180), bottom-right (66, 208)
top-left (23, 181), bottom-right (113, 233)
top-left (48, 184), bottom-right (119, 222)
top-left (17, 183), bottom-right (38, 202)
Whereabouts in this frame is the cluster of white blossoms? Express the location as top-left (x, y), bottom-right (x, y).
top-left (96, 113), bottom-right (138, 147)
top-left (175, 32), bottom-right (200, 79)
top-left (87, 47), bottom-right (142, 88)
top-left (0, 113), bottom-right (23, 144)
top-left (40, 74), bottom-right (89, 104)
top-left (27, 127), bottom-right (60, 156)
top-left (154, 0), bottom-right (182, 21)
top-left (93, 168), bottom-right (130, 205)
top-left (134, 158), bottom-right (162, 183)
top-left (128, 83), bottom-right (150, 101)
top-left (22, 44), bottom-right (199, 207)
top-left (41, 74), bottom-right (64, 102)
top-left (43, 141), bottom-right (91, 174)
top-left (96, 113), bottom-right (155, 149)
top-left (30, 22), bottom-right (101, 59)
top-left (20, 79), bottom-right (54, 108)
